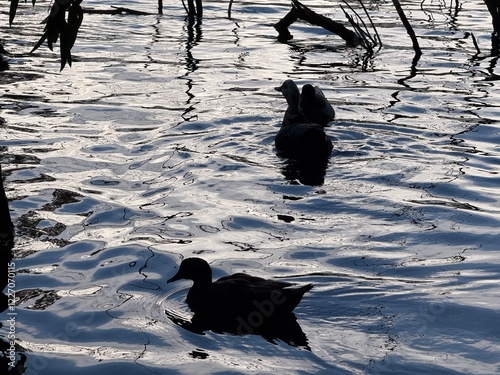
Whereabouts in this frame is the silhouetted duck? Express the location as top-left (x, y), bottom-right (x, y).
top-left (275, 80), bottom-right (333, 160)
top-left (168, 257), bottom-right (313, 321)
top-left (300, 83), bottom-right (335, 127)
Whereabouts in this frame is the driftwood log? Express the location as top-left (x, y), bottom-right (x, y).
top-left (274, 0), bottom-right (362, 45)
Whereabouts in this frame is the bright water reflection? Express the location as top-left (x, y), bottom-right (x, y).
top-left (1, 0), bottom-right (500, 373)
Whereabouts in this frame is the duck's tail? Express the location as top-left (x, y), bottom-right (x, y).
top-left (277, 283), bottom-right (314, 314)
top-left (296, 283), bottom-right (314, 294)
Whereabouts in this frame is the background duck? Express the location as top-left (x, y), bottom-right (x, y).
top-left (275, 80), bottom-right (333, 160)
top-left (167, 257), bottom-right (313, 321)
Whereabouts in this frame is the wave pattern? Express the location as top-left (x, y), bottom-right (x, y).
top-left (1, 0), bottom-right (499, 373)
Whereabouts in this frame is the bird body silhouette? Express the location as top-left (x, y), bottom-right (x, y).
top-left (168, 258), bottom-right (313, 320)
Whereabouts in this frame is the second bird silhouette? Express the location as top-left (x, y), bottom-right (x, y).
top-left (275, 79), bottom-right (334, 161)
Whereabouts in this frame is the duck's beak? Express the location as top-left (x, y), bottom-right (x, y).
top-left (274, 85), bottom-right (283, 92)
top-left (167, 270), bottom-right (182, 283)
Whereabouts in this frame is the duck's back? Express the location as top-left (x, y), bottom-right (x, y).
top-left (300, 84), bottom-right (335, 127)
top-left (186, 273), bottom-right (312, 318)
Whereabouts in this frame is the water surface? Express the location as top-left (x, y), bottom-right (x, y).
top-left (1, 0), bottom-right (500, 373)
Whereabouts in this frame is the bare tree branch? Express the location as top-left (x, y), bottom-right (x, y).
top-left (392, 0), bottom-right (422, 57)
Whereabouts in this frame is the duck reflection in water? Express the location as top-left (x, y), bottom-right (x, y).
top-left (275, 80), bottom-right (334, 186)
top-left (280, 158), bottom-right (328, 186)
top-left (166, 258), bottom-right (312, 349)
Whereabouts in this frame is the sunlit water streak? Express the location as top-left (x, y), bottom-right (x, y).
top-left (1, 0), bottom-right (500, 373)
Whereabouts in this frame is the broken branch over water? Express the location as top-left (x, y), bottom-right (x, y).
top-left (274, 0), bottom-right (380, 55)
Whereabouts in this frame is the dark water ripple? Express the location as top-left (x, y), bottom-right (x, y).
top-left (1, 0), bottom-right (500, 373)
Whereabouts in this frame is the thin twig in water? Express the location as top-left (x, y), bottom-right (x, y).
top-left (180, 0), bottom-right (189, 14)
top-left (391, 0), bottom-right (422, 57)
top-left (340, 2), bottom-right (371, 44)
top-left (470, 32), bottom-right (481, 56)
top-left (340, 0), bottom-right (382, 52)
top-left (357, 0), bottom-right (382, 49)
top-left (340, 1), bottom-right (377, 52)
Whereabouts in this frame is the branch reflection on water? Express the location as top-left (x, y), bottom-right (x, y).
top-left (179, 17), bottom-right (202, 124)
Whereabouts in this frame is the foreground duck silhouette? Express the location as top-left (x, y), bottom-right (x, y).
top-left (168, 257), bottom-right (313, 323)
top-left (275, 80), bottom-right (333, 161)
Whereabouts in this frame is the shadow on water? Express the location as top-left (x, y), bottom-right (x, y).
top-left (0, 164), bottom-right (26, 373)
top-left (165, 308), bottom-right (310, 350)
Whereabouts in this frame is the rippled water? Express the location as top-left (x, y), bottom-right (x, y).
top-left (1, 0), bottom-right (500, 373)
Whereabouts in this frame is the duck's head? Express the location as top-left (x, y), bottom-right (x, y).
top-left (275, 79), bottom-right (300, 106)
top-left (300, 84), bottom-right (316, 102)
top-left (167, 257), bottom-right (212, 285)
